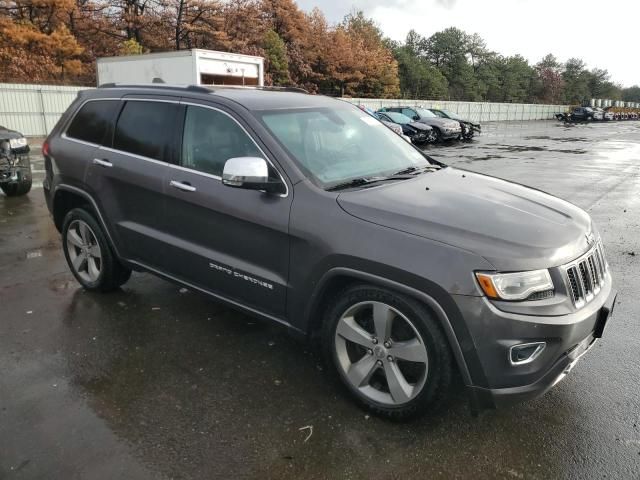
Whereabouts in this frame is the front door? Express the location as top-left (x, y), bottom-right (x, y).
top-left (162, 102), bottom-right (292, 318)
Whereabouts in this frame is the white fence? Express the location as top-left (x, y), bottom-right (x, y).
top-left (344, 98), bottom-right (568, 123)
top-left (0, 83), bottom-right (90, 136)
top-left (0, 83), bottom-right (568, 137)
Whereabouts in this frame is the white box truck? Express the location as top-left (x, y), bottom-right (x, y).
top-left (97, 49), bottom-right (264, 87)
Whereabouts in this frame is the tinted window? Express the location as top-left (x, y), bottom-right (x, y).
top-left (67, 100), bottom-right (119, 145)
top-left (181, 106), bottom-right (261, 176)
top-left (114, 101), bottom-right (174, 160)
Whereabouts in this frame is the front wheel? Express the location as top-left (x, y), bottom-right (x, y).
top-left (62, 208), bottom-right (131, 292)
top-left (322, 285), bottom-right (453, 420)
top-left (1, 157), bottom-right (32, 196)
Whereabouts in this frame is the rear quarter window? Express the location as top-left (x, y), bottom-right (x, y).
top-left (66, 100), bottom-right (120, 145)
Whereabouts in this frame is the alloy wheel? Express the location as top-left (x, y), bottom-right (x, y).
top-left (334, 301), bottom-right (429, 406)
top-left (66, 219), bottom-right (102, 283)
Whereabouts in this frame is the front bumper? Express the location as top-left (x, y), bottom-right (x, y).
top-left (442, 128), bottom-right (462, 139)
top-left (453, 282), bottom-right (617, 410)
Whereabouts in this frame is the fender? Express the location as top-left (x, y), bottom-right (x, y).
top-left (53, 183), bottom-right (123, 260)
top-left (308, 267), bottom-right (482, 388)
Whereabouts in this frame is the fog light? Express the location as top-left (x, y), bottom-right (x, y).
top-left (509, 342), bottom-right (546, 365)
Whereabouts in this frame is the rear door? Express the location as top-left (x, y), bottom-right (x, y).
top-left (86, 96), bottom-right (180, 267)
top-left (161, 100), bottom-right (292, 317)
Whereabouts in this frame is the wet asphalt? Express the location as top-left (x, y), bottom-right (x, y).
top-left (1, 120), bottom-right (640, 479)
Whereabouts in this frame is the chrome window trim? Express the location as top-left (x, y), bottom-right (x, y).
top-left (168, 163), bottom-right (221, 180)
top-left (100, 146), bottom-right (169, 166)
top-left (179, 100), bottom-right (290, 198)
top-left (61, 95), bottom-right (290, 197)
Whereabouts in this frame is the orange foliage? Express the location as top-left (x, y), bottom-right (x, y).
top-left (0, 0), bottom-right (400, 96)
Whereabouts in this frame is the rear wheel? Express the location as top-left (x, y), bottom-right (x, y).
top-left (62, 208), bottom-right (131, 292)
top-left (322, 285), bottom-right (452, 420)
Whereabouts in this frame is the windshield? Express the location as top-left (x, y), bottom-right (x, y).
top-left (382, 112), bottom-right (412, 124)
top-left (415, 108), bottom-right (437, 118)
top-left (440, 110), bottom-right (461, 120)
top-left (260, 105), bottom-right (433, 188)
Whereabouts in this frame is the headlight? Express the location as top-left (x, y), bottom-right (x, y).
top-left (475, 269), bottom-right (554, 301)
top-left (9, 137), bottom-right (28, 149)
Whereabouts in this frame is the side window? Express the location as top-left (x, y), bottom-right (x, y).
top-left (181, 105), bottom-right (261, 176)
top-left (66, 100), bottom-right (119, 145)
top-left (433, 111), bottom-right (445, 118)
top-left (402, 108), bottom-right (416, 118)
top-left (113, 101), bottom-right (175, 161)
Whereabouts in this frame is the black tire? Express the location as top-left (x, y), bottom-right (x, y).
top-left (322, 284), bottom-right (453, 420)
top-left (433, 128), bottom-right (443, 143)
top-left (62, 207), bottom-right (131, 292)
top-left (1, 157), bottom-right (32, 196)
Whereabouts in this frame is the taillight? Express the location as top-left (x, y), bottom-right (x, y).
top-left (42, 140), bottom-right (50, 156)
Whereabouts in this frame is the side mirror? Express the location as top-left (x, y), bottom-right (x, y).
top-left (222, 157), bottom-right (284, 194)
top-left (413, 115), bottom-right (420, 121)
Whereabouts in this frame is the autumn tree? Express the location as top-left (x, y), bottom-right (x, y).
top-left (534, 54), bottom-right (564, 104)
top-left (0, 1), bottom-right (85, 82)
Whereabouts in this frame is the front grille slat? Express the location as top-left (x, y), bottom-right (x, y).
top-left (563, 243), bottom-right (607, 309)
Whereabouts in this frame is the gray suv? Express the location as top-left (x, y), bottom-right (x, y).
top-left (43, 85), bottom-right (616, 419)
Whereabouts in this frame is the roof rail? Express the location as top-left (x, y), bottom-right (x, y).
top-left (207, 85), bottom-right (309, 94)
top-left (97, 83), bottom-right (212, 94)
top-left (96, 83), bottom-right (309, 94)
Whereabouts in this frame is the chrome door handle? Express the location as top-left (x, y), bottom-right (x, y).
top-left (170, 180), bottom-right (196, 192)
top-left (93, 158), bottom-right (113, 168)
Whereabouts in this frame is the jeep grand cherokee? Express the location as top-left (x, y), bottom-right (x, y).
top-left (43, 85), bottom-right (616, 419)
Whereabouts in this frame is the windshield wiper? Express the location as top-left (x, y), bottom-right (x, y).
top-left (392, 164), bottom-right (442, 176)
top-left (326, 175), bottom-right (413, 192)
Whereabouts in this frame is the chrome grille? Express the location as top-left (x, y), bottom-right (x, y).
top-left (562, 243), bottom-right (608, 308)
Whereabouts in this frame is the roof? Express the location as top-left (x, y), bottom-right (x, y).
top-left (209, 88), bottom-right (340, 111)
top-left (94, 84), bottom-right (343, 111)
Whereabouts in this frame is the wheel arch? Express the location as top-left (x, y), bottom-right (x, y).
top-left (306, 267), bottom-right (477, 390)
top-left (52, 184), bottom-right (123, 260)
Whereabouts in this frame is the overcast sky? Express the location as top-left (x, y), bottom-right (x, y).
top-left (296, 0), bottom-right (639, 87)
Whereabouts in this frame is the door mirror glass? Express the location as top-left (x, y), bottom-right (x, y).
top-left (222, 157), bottom-right (283, 194)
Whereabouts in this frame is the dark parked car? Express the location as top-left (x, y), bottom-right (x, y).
top-left (428, 108), bottom-right (481, 140)
top-left (375, 111), bottom-right (435, 144)
top-left (0, 126), bottom-right (32, 196)
top-left (44, 85), bottom-right (616, 419)
top-left (380, 106), bottom-right (462, 141)
top-left (570, 107), bottom-right (597, 122)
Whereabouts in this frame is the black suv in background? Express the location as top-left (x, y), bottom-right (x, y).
top-left (570, 107), bottom-right (597, 122)
top-left (44, 85), bottom-right (616, 419)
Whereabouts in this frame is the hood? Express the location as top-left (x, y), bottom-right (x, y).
top-left (336, 167), bottom-right (592, 271)
top-left (418, 117), bottom-right (460, 129)
top-left (0, 126), bottom-right (24, 140)
top-left (408, 121), bottom-right (431, 131)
